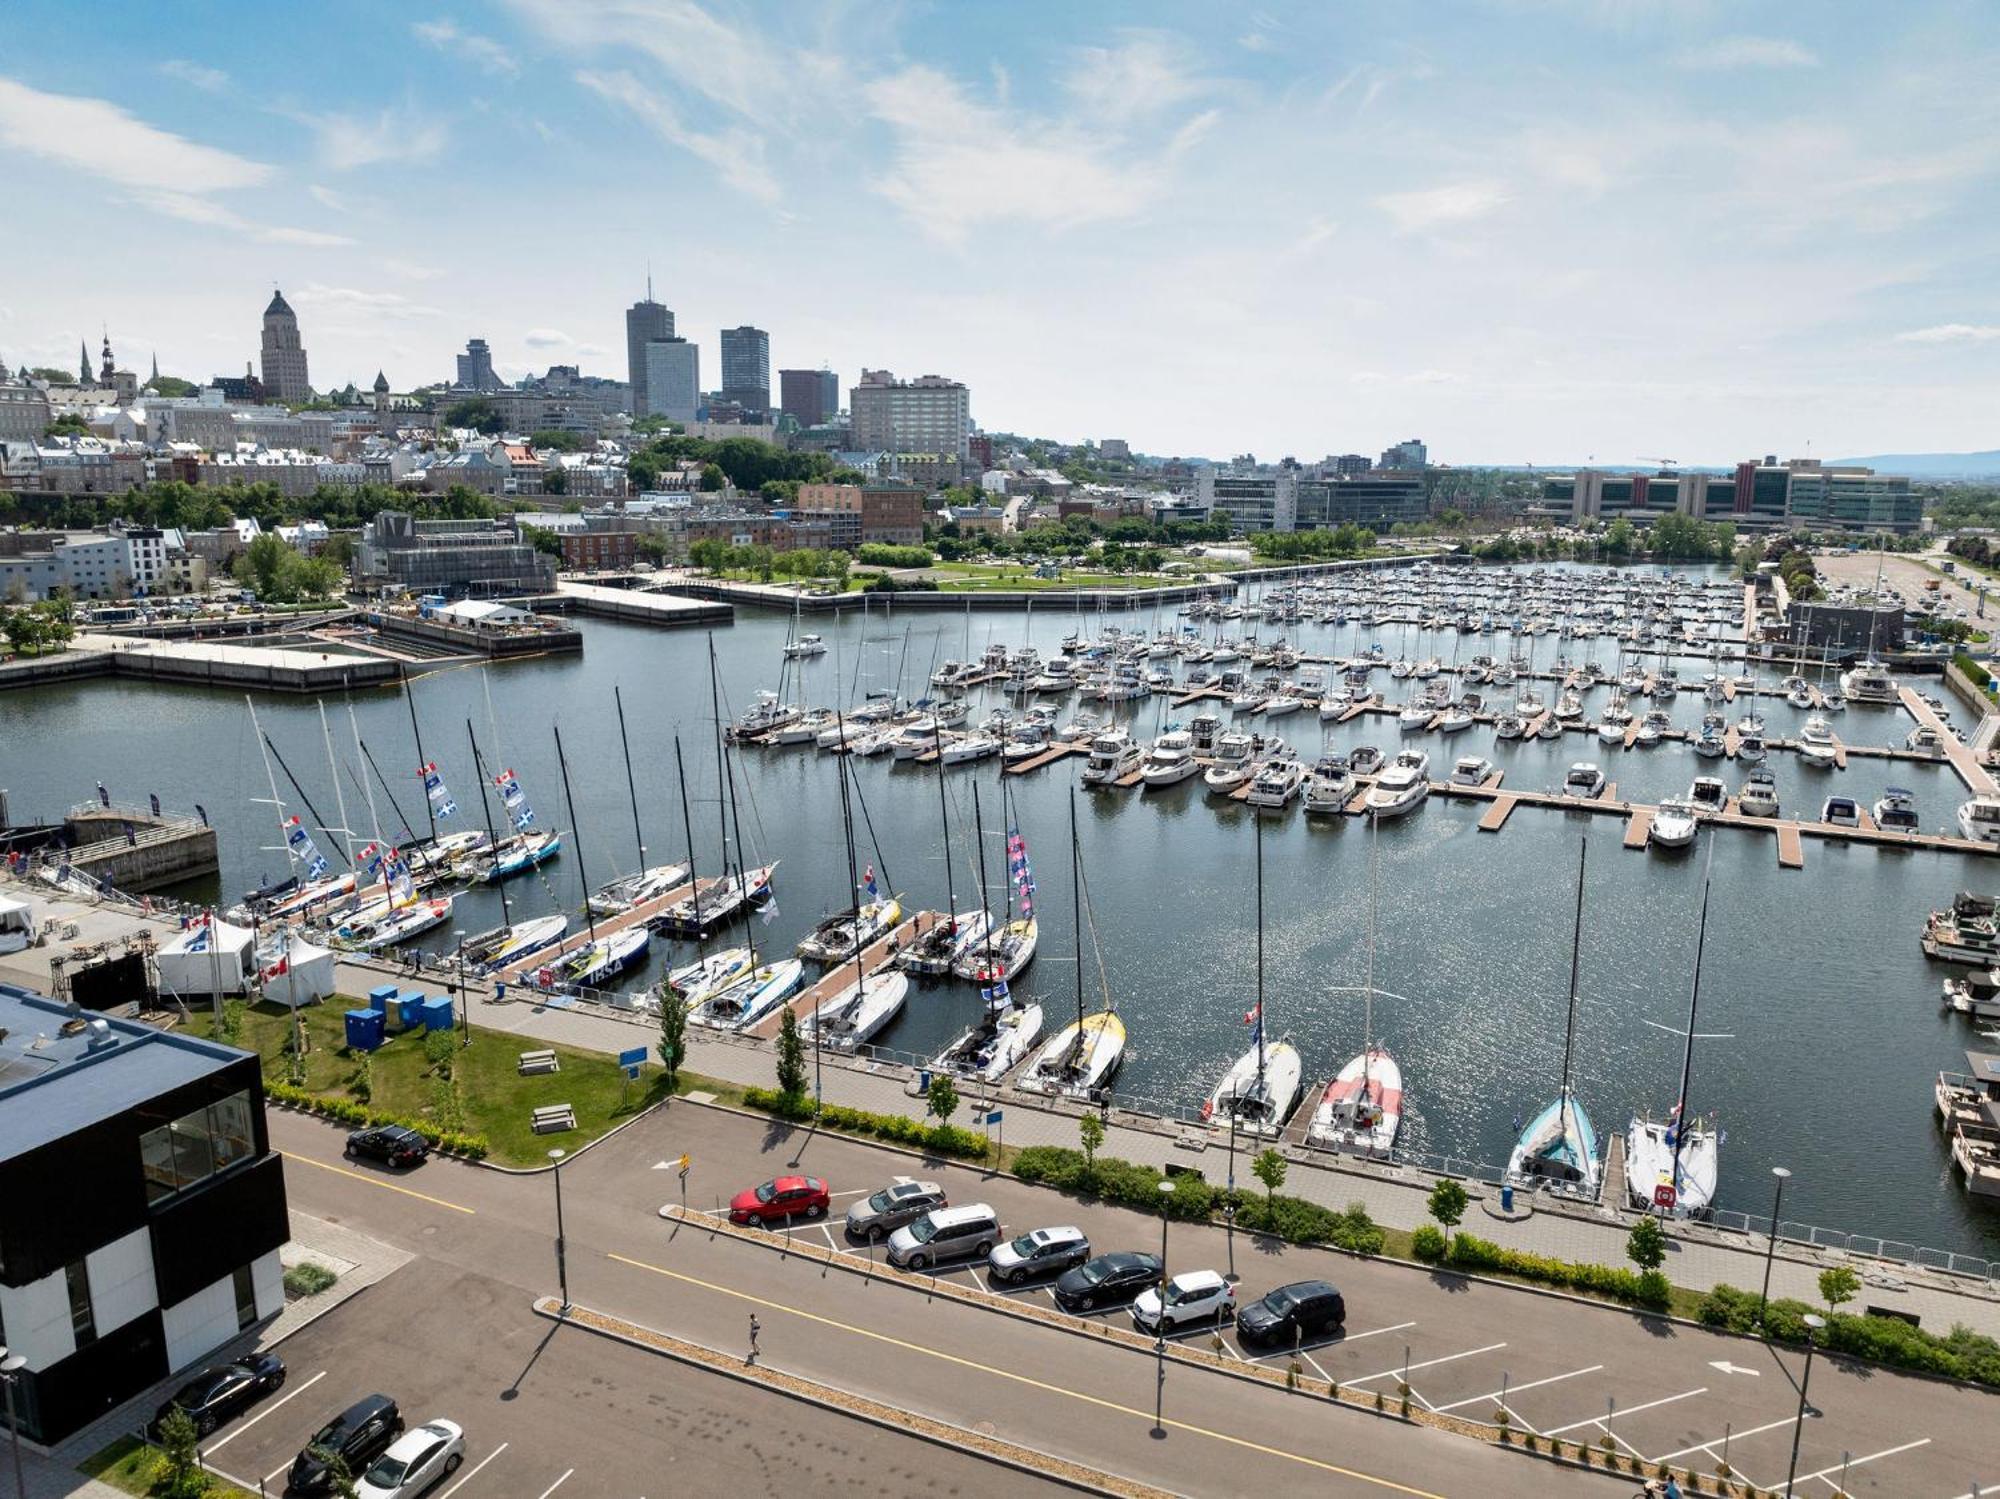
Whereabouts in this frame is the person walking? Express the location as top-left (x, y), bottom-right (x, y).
top-left (747, 1313), bottom-right (761, 1363)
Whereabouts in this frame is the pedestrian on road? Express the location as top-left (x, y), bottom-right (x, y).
top-left (748, 1313), bottom-right (760, 1363)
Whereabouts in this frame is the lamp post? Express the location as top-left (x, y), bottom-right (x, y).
top-left (1758, 1165), bottom-right (1792, 1328)
top-left (1781, 1313), bottom-right (1826, 1497)
top-left (1153, 1178), bottom-right (1173, 1438)
top-left (452, 928), bottom-right (470, 1048)
top-left (549, 1148), bottom-right (570, 1313)
top-left (1225, 1111), bottom-right (1239, 1281)
top-left (0, 1347), bottom-right (27, 1499)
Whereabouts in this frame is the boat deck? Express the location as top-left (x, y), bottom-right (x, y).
top-left (1602, 1129), bottom-right (1630, 1210)
top-left (1003, 740), bottom-right (1090, 775)
top-left (745, 911), bottom-right (939, 1039)
top-left (491, 876), bottom-right (698, 983)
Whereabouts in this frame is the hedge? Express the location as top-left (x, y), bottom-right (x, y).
top-left (1414, 1229), bottom-right (1671, 1311)
top-left (1013, 1144), bottom-right (1385, 1253)
top-left (264, 1080), bottom-right (490, 1159)
top-left (740, 1086), bottom-right (989, 1160)
top-left (1698, 1284), bottom-right (2000, 1388)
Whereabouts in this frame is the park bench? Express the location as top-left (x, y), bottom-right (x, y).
top-left (531, 1103), bottom-right (576, 1134)
top-left (517, 1048), bottom-right (559, 1076)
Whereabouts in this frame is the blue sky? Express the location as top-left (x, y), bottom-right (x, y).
top-left (2, 0), bottom-right (1997, 464)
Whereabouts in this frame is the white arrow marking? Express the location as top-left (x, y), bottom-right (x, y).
top-left (1707, 1359), bottom-right (1760, 1376)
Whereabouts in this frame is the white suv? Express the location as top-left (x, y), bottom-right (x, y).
top-left (1132, 1270), bottom-right (1235, 1332)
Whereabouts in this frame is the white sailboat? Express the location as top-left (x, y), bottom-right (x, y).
top-left (802, 970), bottom-right (910, 1051)
top-left (1019, 791), bottom-right (1126, 1100)
top-left (1505, 840), bottom-right (1603, 1198)
top-left (1309, 815), bottom-right (1403, 1157)
top-left (1626, 855), bottom-right (1726, 1218)
top-left (1203, 815), bottom-right (1302, 1137)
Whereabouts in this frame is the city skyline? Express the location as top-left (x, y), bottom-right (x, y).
top-left (2, 1), bottom-right (1997, 463)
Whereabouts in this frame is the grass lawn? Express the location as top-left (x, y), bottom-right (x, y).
top-left (927, 562), bottom-right (1181, 591)
top-left (204, 999), bottom-right (741, 1166)
top-left (80, 1435), bottom-right (257, 1499)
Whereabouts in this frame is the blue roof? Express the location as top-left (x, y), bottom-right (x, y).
top-left (0, 986), bottom-right (251, 1159)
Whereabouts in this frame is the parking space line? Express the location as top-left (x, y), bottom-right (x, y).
top-left (535, 1468), bottom-right (575, 1499)
top-left (1542, 1386), bottom-right (1707, 1438)
top-left (1793, 1437), bottom-right (1930, 1488)
top-left (438, 1441), bottom-right (509, 1499)
top-left (206, 1369), bottom-right (325, 1451)
top-left (816, 1224), bottom-right (838, 1252)
top-left (1348, 1342), bottom-right (1507, 1386)
top-left (969, 1267), bottom-right (988, 1293)
top-left (1301, 1350), bottom-right (1333, 1383)
top-left (279, 1150), bottom-right (476, 1214)
top-left (1433, 1364), bottom-right (1602, 1413)
top-left (1652, 1414), bottom-right (1795, 1464)
top-left (1339, 1320), bottom-right (1418, 1343)
top-left (829, 1188), bottom-right (875, 1199)
top-left (1944, 1480), bottom-right (2000, 1499)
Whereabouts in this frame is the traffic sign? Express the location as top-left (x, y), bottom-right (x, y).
top-left (677, 1152), bottom-right (691, 1175)
top-left (618, 1045), bottom-right (646, 1079)
top-left (983, 1110), bottom-right (1003, 1125)
top-left (1653, 1183), bottom-right (1678, 1209)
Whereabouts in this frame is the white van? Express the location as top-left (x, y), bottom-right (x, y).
top-left (886, 1204), bottom-right (1001, 1270)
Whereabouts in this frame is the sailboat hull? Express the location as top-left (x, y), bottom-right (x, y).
top-left (1307, 1049), bottom-right (1403, 1157)
top-left (1624, 1117), bottom-right (1719, 1217)
top-left (1505, 1094), bottom-right (1603, 1198)
top-left (1202, 1040), bottom-right (1303, 1136)
top-left (1018, 1012), bottom-right (1125, 1099)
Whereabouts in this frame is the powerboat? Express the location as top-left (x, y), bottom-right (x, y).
top-left (1139, 729), bottom-right (1200, 788)
top-left (1821, 796), bottom-right (1860, 828)
top-left (1636, 710), bottom-right (1671, 746)
top-left (1841, 659), bottom-right (1899, 705)
top-left (1203, 733), bottom-right (1257, 794)
top-left (802, 970), bottom-right (910, 1051)
top-left (1202, 1039), bottom-right (1303, 1138)
top-left (1363, 751), bottom-right (1430, 818)
top-left (1303, 756), bottom-right (1355, 814)
top-left (1081, 728), bottom-right (1143, 787)
top-left (1243, 758), bottom-right (1305, 809)
top-left (1348, 744), bottom-right (1385, 776)
top-left (1737, 768), bottom-right (1780, 818)
top-left (1649, 799), bottom-right (1700, 849)
top-left (1796, 715), bottom-right (1838, 768)
top-left (1562, 762), bottom-right (1605, 799)
top-left (1874, 787), bottom-right (1920, 832)
top-left (1450, 755), bottom-right (1495, 787)
top-left (1908, 725), bottom-right (1946, 757)
top-left (1307, 1048), bottom-right (1402, 1158)
top-left (690, 958), bottom-right (806, 1031)
top-left (1943, 969), bottom-right (2000, 1021)
top-left (1959, 795), bottom-right (2000, 845)
top-left (1018, 1010), bottom-right (1126, 1099)
top-left (1736, 730), bottom-right (1766, 765)
top-left (1688, 776), bottom-right (1728, 815)
top-left (782, 633), bottom-right (827, 659)
top-left (1923, 893), bottom-right (2000, 965)
top-left (796, 898), bottom-right (903, 965)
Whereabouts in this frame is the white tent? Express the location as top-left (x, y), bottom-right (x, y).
top-left (154, 916), bottom-right (256, 998)
top-left (260, 932), bottom-right (337, 1008)
top-left (0, 894), bottom-right (33, 956)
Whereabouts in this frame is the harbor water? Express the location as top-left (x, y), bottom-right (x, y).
top-left (4, 562), bottom-right (1994, 1259)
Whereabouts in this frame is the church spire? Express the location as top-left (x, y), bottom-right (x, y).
top-left (80, 339), bottom-right (91, 384)
top-left (151, 351), bottom-right (160, 384)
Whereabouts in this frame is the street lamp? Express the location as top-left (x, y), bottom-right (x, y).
top-left (1153, 1178), bottom-right (1173, 1439)
top-left (452, 928), bottom-right (470, 1048)
top-left (0, 1347), bottom-right (27, 1499)
top-left (1781, 1313), bottom-right (1826, 1497)
top-left (548, 1148), bottom-right (570, 1313)
top-left (1758, 1166), bottom-right (1792, 1329)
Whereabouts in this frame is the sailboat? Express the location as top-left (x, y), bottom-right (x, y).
top-left (1626, 856), bottom-right (1725, 1217)
top-left (901, 718), bottom-right (993, 975)
top-left (932, 778), bottom-right (1043, 1079)
top-left (455, 718), bottom-right (566, 970)
top-left (1505, 839), bottom-right (1603, 1198)
top-left (1018, 790), bottom-right (1125, 1099)
top-left (588, 689), bottom-right (691, 915)
top-left (1203, 815), bottom-right (1302, 1137)
top-left (1308, 813), bottom-right (1403, 1157)
top-left (952, 777), bottom-right (1038, 991)
top-left (543, 723), bottom-right (651, 992)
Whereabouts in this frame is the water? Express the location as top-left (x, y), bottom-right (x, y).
top-left (4, 566), bottom-right (1995, 1258)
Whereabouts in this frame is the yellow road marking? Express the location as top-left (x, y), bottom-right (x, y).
top-left (279, 1150), bottom-right (476, 1214)
top-left (607, 1250), bottom-right (1442, 1498)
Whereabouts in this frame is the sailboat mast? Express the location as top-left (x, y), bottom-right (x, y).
top-left (674, 734), bottom-right (702, 942)
top-left (1669, 863), bottom-right (1715, 1193)
top-left (706, 637), bottom-right (733, 940)
top-left (1363, 810), bottom-right (1379, 1086)
top-left (247, 696), bottom-right (297, 881)
top-left (348, 706), bottom-right (391, 909)
top-left (406, 677), bottom-right (436, 845)
top-left (318, 702), bottom-right (353, 862)
top-left (614, 685), bottom-right (646, 872)
top-left (1253, 809), bottom-right (1266, 1089)
top-left (1069, 786), bottom-right (1084, 1037)
top-left (1557, 838), bottom-right (1587, 1108)
top-left (553, 725), bottom-right (595, 946)
top-left (467, 721), bottom-right (511, 931)
top-left (933, 711), bottom-right (956, 926)
top-left (971, 779), bottom-right (996, 982)
top-left (722, 734), bottom-right (752, 965)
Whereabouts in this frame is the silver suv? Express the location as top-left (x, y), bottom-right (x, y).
top-left (845, 1177), bottom-right (947, 1242)
top-left (886, 1204), bottom-right (1000, 1270)
top-left (987, 1225), bottom-right (1089, 1284)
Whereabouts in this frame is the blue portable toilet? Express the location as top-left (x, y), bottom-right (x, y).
top-left (391, 992), bottom-right (427, 1031)
top-left (367, 984), bottom-right (399, 1010)
top-left (421, 995), bottom-right (454, 1033)
top-left (344, 1008), bottom-right (386, 1052)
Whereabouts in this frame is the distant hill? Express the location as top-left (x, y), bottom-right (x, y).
top-left (1830, 449), bottom-right (2000, 479)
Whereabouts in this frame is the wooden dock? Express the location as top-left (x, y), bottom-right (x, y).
top-left (1478, 793), bottom-right (1519, 832)
top-left (1604, 1130), bottom-right (1630, 1210)
top-left (1741, 583), bottom-right (1759, 641)
top-left (1830, 734), bottom-right (1848, 770)
top-left (492, 875), bottom-right (700, 982)
top-left (1901, 686), bottom-right (1995, 795)
top-left (1775, 822), bottom-right (1805, 869)
top-left (1004, 740), bottom-right (1089, 775)
top-left (747, 911), bottom-right (940, 1038)
top-left (1623, 807), bottom-right (1654, 849)
top-left (1337, 695), bottom-right (1378, 723)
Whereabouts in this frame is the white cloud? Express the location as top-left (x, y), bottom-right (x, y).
top-left (1895, 324), bottom-right (2000, 344)
top-left (1675, 35), bottom-right (1819, 69)
top-left (1062, 33), bottom-right (1208, 127)
top-left (507, 0), bottom-right (780, 120)
top-left (160, 59), bottom-right (229, 92)
top-left (306, 107), bottom-right (448, 171)
top-left (414, 19), bottom-right (520, 76)
top-left (126, 188), bottom-right (352, 246)
top-left (1376, 180), bottom-right (1510, 233)
top-left (1348, 369), bottom-right (1465, 386)
top-left (523, 328), bottom-right (572, 348)
top-left (309, 184), bottom-right (347, 211)
top-left (380, 257), bottom-right (445, 281)
top-left (291, 284), bottom-right (442, 318)
top-left (575, 69), bottom-right (778, 204)
top-left (0, 77), bottom-right (269, 191)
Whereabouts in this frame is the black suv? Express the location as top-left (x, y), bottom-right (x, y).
top-left (1237, 1279), bottom-right (1346, 1346)
top-left (345, 1124), bottom-right (430, 1168)
top-left (288, 1394), bottom-right (404, 1494)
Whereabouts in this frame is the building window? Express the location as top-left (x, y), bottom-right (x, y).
top-left (232, 1264), bottom-right (258, 1331)
top-left (139, 1090), bottom-right (255, 1203)
top-left (65, 1260), bottom-right (95, 1346)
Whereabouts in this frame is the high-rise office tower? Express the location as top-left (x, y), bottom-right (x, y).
top-left (625, 286), bottom-right (675, 416)
top-left (259, 289), bottom-right (311, 401)
top-left (643, 339), bottom-right (700, 425)
top-left (718, 325), bottom-right (770, 412)
top-left (779, 368), bottom-right (839, 428)
top-left (455, 338), bottom-right (499, 391)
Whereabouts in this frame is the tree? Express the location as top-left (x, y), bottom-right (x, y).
top-left (1819, 1265), bottom-right (1860, 1312)
top-left (1077, 1110), bottom-right (1104, 1174)
top-left (627, 452), bottom-right (663, 492)
top-left (295, 555), bottom-right (345, 599)
top-left (44, 412), bottom-right (92, 437)
top-left (236, 532), bottom-right (294, 600)
top-left (155, 1406), bottom-right (209, 1498)
top-left (657, 984), bottom-right (689, 1085)
top-left (925, 1073), bottom-right (959, 1128)
top-left (1251, 1146), bottom-right (1288, 1213)
top-left (1626, 1214), bottom-right (1668, 1273)
top-left (531, 429), bottom-right (585, 452)
top-left (1603, 517), bottom-right (1636, 558)
top-left (636, 533), bottom-right (671, 565)
top-left (698, 462), bottom-right (726, 491)
top-left (443, 397), bottom-right (505, 434)
top-left (308, 1446), bottom-right (360, 1499)
top-left (1426, 1178), bottom-right (1468, 1246)
top-left (775, 1005), bottom-right (807, 1100)
top-left (522, 524), bottom-right (565, 559)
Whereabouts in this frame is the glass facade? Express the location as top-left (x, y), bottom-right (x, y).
top-left (140, 1090), bottom-right (254, 1204)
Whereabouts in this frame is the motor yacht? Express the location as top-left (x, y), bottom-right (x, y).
top-left (1841, 659), bottom-right (1899, 705)
top-left (1349, 744), bottom-right (1385, 776)
top-left (1738, 768), bottom-right (1780, 818)
top-left (1908, 724), bottom-right (1945, 757)
top-left (1959, 796), bottom-right (2000, 845)
top-left (1688, 776), bottom-right (1728, 815)
top-left (1303, 756), bottom-right (1356, 814)
top-left (939, 733), bottom-right (1002, 766)
top-left (1797, 714), bottom-right (1838, 767)
top-left (1562, 762), bottom-right (1605, 799)
top-left (1243, 757), bottom-right (1306, 809)
top-left (1924, 893), bottom-right (2000, 965)
top-left (1080, 728), bottom-right (1143, 787)
top-left (1821, 795), bottom-right (1860, 828)
top-left (1363, 751), bottom-right (1431, 818)
top-left (1450, 754), bottom-right (1495, 787)
top-left (1137, 729), bottom-right (1200, 788)
top-left (1874, 787), bottom-right (1920, 832)
top-left (1649, 799), bottom-right (1699, 849)
top-left (1203, 733), bottom-right (1257, 794)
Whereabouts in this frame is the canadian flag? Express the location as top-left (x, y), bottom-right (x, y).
top-left (261, 956), bottom-right (289, 981)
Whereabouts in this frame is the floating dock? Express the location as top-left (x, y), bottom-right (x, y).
top-left (747, 911), bottom-right (940, 1038)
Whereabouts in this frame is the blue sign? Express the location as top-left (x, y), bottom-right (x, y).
top-left (983, 1110), bottom-right (1004, 1126)
top-left (618, 1046), bottom-right (647, 1068)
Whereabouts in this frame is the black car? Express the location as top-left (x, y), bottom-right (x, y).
top-left (1053, 1251), bottom-right (1164, 1312)
top-left (288, 1393), bottom-right (404, 1495)
top-left (150, 1353), bottom-right (286, 1438)
top-left (345, 1124), bottom-right (430, 1168)
top-left (1237, 1279), bottom-right (1346, 1346)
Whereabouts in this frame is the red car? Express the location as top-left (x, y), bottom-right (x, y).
top-left (729, 1175), bottom-right (829, 1225)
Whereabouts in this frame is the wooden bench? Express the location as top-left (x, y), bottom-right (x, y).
top-left (517, 1048), bottom-right (560, 1076)
top-left (530, 1103), bottom-right (576, 1134)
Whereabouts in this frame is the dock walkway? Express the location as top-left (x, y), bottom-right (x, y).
top-left (748, 912), bottom-right (939, 1038)
top-left (492, 877), bottom-right (699, 982)
top-left (1904, 686), bottom-right (1998, 796)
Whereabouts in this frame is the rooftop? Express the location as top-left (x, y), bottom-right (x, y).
top-left (0, 986), bottom-right (251, 1159)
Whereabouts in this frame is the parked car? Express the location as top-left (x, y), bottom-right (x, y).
top-left (886, 1204), bottom-right (1001, 1270)
top-left (149, 1353), bottom-right (287, 1438)
top-left (355, 1420), bottom-right (465, 1499)
top-left (288, 1394), bottom-right (404, 1495)
top-left (987, 1225), bottom-right (1090, 1284)
top-left (1236, 1279), bottom-right (1346, 1346)
top-left (345, 1125), bottom-right (430, 1169)
top-left (1131, 1270), bottom-right (1236, 1333)
top-left (845, 1177), bottom-right (947, 1242)
top-left (1053, 1251), bottom-right (1163, 1312)
top-left (728, 1175), bottom-right (829, 1226)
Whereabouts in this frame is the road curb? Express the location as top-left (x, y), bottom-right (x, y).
top-left (528, 1297), bottom-right (1172, 1499)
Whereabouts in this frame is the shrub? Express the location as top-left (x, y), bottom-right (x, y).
top-left (423, 1029), bottom-right (455, 1076)
top-left (740, 1086), bottom-right (986, 1160)
top-left (1443, 1231), bottom-right (1671, 1310)
top-left (283, 1262), bottom-right (338, 1297)
top-left (1696, 1282), bottom-right (2000, 1388)
top-left (1411, 1224), bottom-right (1447, 1263)
top-left (262, 1081), bottom-right (490, 1159)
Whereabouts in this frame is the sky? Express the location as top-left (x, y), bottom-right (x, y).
top-left (2, 0), bottom-right (1997, 466)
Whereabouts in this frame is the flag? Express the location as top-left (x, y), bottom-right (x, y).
top-left (862, 863), bottom-right (877, 898)
top-left (385, 847), bottom-right (414, 904)
top-left (358, 841), bottom-right (387, 881)
top-left (494, 768), bottom-right (536, 830)
top-left (185, 912), bottom-right (211, 953)
top-left (261, 954), bottom-right (289, 981)
top-left (421, 762), bottom-right (457, 821)
top-left (149, 792), bottom-right (161, 818)
top-left (1006, 826), bottom-right (1035, 917)
top-left (286, 816), bottom-right (331, 881)
top-left (195, 803), bottom-right (209, 827)
top-left (982, 977), bottom-right (1010, 1005)
top-left (758, 897), bottom-right (780, 926)
top-left (97, 782), bottom-right (109, 808)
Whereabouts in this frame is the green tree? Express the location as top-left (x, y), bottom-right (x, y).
top-left (1077, 1110), bottom-right (1105, 1174)
top-left (925, 1073), bottom-right (959, 1127)
top-left (1626, 1214), bottom-right (1668, 1273)
top-left (1603, 517), bottom-right (1636, 558)
top-left (235, 532), bottom-right (296, 600)
top-left (44, 412), bottom-right (92, 437)
top-left (698, 461), bottom-right (726, 491)
top-left (444, 397), bottom-right (505, 434)
top-left (522, 524), bottom-right (565, 559)
top-left (1427, 1178), bottom-right (1468, 1246)
top-left (531, 428), bottom-right (585, 452)
top-left (1251, 1146), bottom-right (1288, 1213)
top-left (775, 1005), bottom-right (807, 1100)
top-left (657, 983), bottom-right (689, 1085)
top-left (308, 1446), bottom-right (360, 1499)
top-left (1819, 1264), bottom-right (1860, 1311)
top-left (636, 533), bottom-right (671, 565)
top-left (155, 1406), bottom-right (209, 1498)
top-left (627, 451), bottom-right (663, 491)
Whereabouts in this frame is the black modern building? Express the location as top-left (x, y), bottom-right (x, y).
top-left (0, 986), bottom-right (288, 1445)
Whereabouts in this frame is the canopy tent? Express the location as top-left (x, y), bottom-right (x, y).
top-left (0, 895), bottom-right (33, 955)
top-left (154, 916), bottom-right (255, 997)
top-left (261, 932), bottom-right (337, 1008)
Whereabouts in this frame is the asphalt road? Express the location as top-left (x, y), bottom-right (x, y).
top-left (252, 1097), bottom-right (2000, 1497)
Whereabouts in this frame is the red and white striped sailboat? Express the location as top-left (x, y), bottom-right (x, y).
top-left (1308, 812), bottom-right (1405, 1158)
